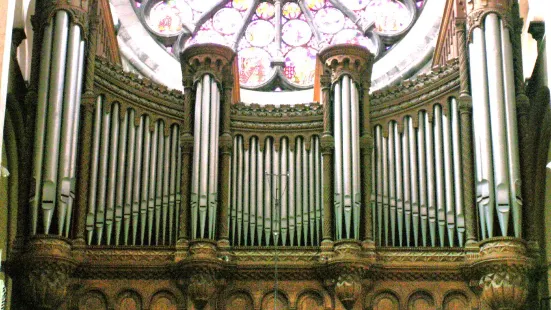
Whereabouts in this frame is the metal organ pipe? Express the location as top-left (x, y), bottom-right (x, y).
top-left (351, 83), bottom-right (361, 240)
top-left (375, 126), bottom-right (383, 245)
top-left (382, 132), bottom-right (389, 245)
top-left (442, 110), bottom-right (456, 246)
top-left (417, 113), bottom-right (428, 246)
top-left (388, 123), bottom-right (396, 246)
top-left (501, 24), bottom-right (522, 237)
top-left (123, 110), bottom-right (136, 245)
top-left (116, 111), bottom-right (129, 246)
top-left (147, 122), bottom-right (159, 245)
top-left (434, 106), bottom-right (446, 247)
top-left (333, 82), bottom-right (343, 240)
top-left (296, 137), bottom-right (303, 245)
top-left (131, 117), bottom-right (144, 245)
top-left (199, 75), bottom-right (211, 238)
top-left (450, 99), bottom-right (465, 246)
top-left (281, 138), bottom-right (289, 246)
top-left (208, 82), bottom-right (220, 239)
top-left (402, 120), bottom-right (411, 246)
top-left (154, 123), bottom-right (165, 245)
top-left (191, 79), bottom-right (203, 239)
top-left (342, 76), bottom-right (352, 239)
top-left (57, 24), bottom-right (81, 236)
top-left (470, 27), bottom-right (495, 238)
top-left (264, 139), bottom-right (273, 246)
top-left (86, 97), bottom-right (103, 244)
top-left (250, 137), bottom-right (257, 245)
top-left (162, 132), bottom-right (171, 243)
top-left (256, 139), bottom-right (264, 245)
top-left (105, 104), bottom-right (120, 245)
top-left (140, 116), bottom-right (152, 244)
top-left (169, 126), bottom-right (179, 243)
top-left (95, 102), bottom-right (111, 245)
top-left (244, 139), bottom-right (250, 245)
top-left (288, 140), bottom-right (296, 246)
top-left (237, 136), bottom-right (244, 245)
top-left (31, 23), bottom-right (53, 235)
top-left (424, 112), bottom-right (437, 246)
top-left (394, 123), bottom-right (403, 246)
top-left (408, 118), bottom-right (419, 247)
top-left (43, 11), bottom-right (69, 234)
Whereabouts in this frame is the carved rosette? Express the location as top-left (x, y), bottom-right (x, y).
top-left (180, 43), bottom-right (235, 87)
top-left (467, 238), bottom-right (533, 310)
top-left (17, 237), bottom-right (77, 310)
top-left (318, 44), bottom-right (374, 87)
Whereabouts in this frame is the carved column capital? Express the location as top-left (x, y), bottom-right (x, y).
top-left (180, 44), bottom-right (236, 87)
top-left (35, 0), bottom-right (90, 37)
top-left (16, 237), bottom-right (77, 310)
top-left (479, 271), bottom-right (528, 310)
top-left (466, 0), bottom-right (513, 41)
top-left (318, 44), bottom-right (374, 87)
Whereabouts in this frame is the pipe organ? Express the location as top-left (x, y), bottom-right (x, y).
top-left (229, 135), bottom-right (323, 246)
top-left (190, 74), bottom-right (221, 240)
top-left (85, 99), bottom-right (182, 246)
top-left (469, 12), bottom-right (522, 238)
top-left (372, 99), bottom-right (466, 247)
top-left (30, 10), bottom-right (86, 236)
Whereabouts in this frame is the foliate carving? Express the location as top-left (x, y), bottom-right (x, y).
top-left (479, 271), bottom-right (528, 310)
top-left (180, 44), bottom-right (235, 86)
top-left (466, 0), bottom-right (513, 42)
top-left (318, 44), bottom-right (374, 86)
top-left (17, 237), bottom-right (77, 309)
top-left (187, 273), bottom-right (218, 309)
top-left (232, 102), bottom-right (323, 118)
top-left (335, 273), bottom-right (363, 310)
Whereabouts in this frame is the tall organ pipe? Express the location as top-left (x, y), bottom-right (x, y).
top-left (388, 123), bottom-right (397, 246)
top-left (333, 82), bottom-right (343, 240)
top-left (342, 76), bottom-right (353, 238)
top-left (264, 139), bottom-right (273, 245)
top-left (451, 99), bottom-right (466, 246)
top-left (302, 140), bottom-right (309, 244)
top-left (250, 137), bottom-right (257, 245)
top-left (208, 82), bottom-right (220, 239)
top-left (442, 111), bottom-right (456, 246)
top-left (231, 136), bottom-right (238, 245)
top-left (237, 136), bottom-right (244, 245)
top-left (199, 75), bottom-right (212, 238)
top-left (31, 24), bottom-right (53, 235)
top-left (288, 141), bottom-right (296, 246)
top-left (162, 133), bottom-right (171, 243)
top-left (66, 40), bottom-right (86, 238)
top-left (140, 116), bottom-right (152, 244)
top-left (394, 123), bottom-right (403, 246)
top-left (123, 110), bottom-right (136, 245)
top-left (169, 127), bottom-right (178, 243)
top-left (57, 24), bottom-right (81, 236)
top-left (175, 127), bottom-right (182, 241)
top-left (105, 105), bottom-right (120, 245)
top-left (470, 27), bottom-right (495, 238)
top-left (256, 141), bottom-right (264, 245)
top-left (309, 141), bottom-right (315, 245)
top-left (281, 138), bottom-right (289, 246)
top-left (42, 11), bottom-right (69, 234)
top-left (434, 106), bottom-right (446, 246)
top-left (86, 97), bottom-right (103, 244)
top-left (115, 110), bottom-right (129, 245)
top-left (382, 134), bottom-right (389, 245)
top-left (417, 112), bottom-right (428, 246)
top-left (485, 14), bottom-right (511, 236)
top-left (154, 123), bottom-right (165, 245)
top-left (351, 83), bottom-right (361, 240)
top-left (274, 141), bottom-right (281, 244)
top-left (425, 113), bottom-right (437, 246)
top-left (132, 117), bottom-right (144, 245)
top-left (95, 104), bottom-right (111, 244)
top-left (191, 79), bottom-right (203, 239)
top-left (243, 140), bottom-right (250, 245)
top-left (296, 138), bottom-right (303, 245)
top-left (402, 121), bottom-right (411, 245)
top-left (315, 136), bottom-right (322, 245)
top-left (147, 122), bottom-right (159, 244)
top-left (501, 24), bottom-right (522, 237)
top-left (408, 118), bottom-right (420, 246)
top-left (375, 126), bottom-right (383, 245)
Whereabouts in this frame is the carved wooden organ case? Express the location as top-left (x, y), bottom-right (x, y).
top-left (6, 0), bottom-right (544, 309)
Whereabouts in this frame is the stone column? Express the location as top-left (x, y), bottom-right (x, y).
top-left (319, 72), bottom-right (334, 247)
top-left (318, 45), bottom-right (374, 242)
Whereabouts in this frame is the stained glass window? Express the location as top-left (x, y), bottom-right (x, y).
top-left (137, 0), bottom-right (423, 90)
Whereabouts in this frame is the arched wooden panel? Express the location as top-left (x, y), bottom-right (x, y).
top-left (225, 292), bottom-right (254, 310)
top-left (150, 291), bottom-right (178, 310)
top-left (116, 290), bottom-right (142, 310)
top-left (261, 292), bottom-right (289, 310)
top-left (296, 291), bottom-right (324, 310)
top-left (372, 292), bottom-right (399, 310)
top-left (443, 292), bottom-right (469, 310)
top-left (407, 291), bottom-right (435, 310)
top-left (79, 291), bottom-right (108, 310)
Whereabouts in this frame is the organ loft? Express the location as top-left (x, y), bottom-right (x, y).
top-left (0, 0), bottom-right (550, 309)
